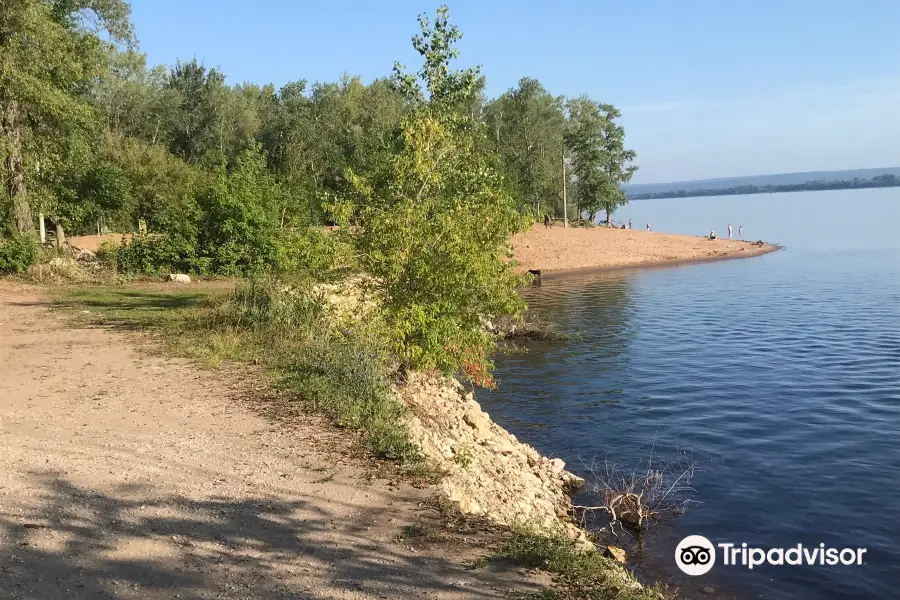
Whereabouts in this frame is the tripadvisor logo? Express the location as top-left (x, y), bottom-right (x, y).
top-left (675, 535), bottom-right (867, 576)
top-left (676, 535), bottom-right (716, 575)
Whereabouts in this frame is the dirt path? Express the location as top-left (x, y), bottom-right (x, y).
top-left (0, 283), bottom-right (545, 599)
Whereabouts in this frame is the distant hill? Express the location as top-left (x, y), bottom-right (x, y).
top-left (625, 167), bottom-right (900, 198)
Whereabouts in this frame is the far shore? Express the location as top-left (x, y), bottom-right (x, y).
top-left (511, 225), bottom-right (781, 275)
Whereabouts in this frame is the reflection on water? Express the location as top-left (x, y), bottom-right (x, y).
top-left (478, 190), bottom-right (900, 600)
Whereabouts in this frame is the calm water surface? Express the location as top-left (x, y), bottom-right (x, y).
top-left (479, 189), bottom-right (900, 599)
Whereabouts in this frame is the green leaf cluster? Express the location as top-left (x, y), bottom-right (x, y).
top-left (328, 6), bottom-right (530, 382)
top-left (565, 98), bottom-right (638, 223)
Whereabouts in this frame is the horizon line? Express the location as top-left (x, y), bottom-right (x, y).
top-left (628, 166), bottom-right (900, 188)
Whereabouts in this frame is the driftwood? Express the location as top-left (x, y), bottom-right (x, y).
top-left (573, 447), bottom-right (699, 536)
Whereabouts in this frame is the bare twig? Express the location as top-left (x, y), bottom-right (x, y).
top-left (574, 448), bottom-right (700, 535)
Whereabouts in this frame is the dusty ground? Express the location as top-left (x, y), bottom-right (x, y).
top-left (66, 234), bottom-right (133, 252)
top-left (511, 225), bottom-right (779, 274)
top-left (0, 282), bottom-right (548, 599)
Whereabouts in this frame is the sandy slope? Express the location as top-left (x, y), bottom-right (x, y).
top-left (0, 283), bottom-right (546, 599)
top-left (511, 225), bottom-right (779, 274)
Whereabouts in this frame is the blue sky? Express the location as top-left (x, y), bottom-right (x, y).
top-left (130, 0), bottom-right (899, 184)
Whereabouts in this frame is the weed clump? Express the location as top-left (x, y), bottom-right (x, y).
top-left (214, 279), bottom-right (423, 464)
top-left (497, 530), bottom-right (673, 600)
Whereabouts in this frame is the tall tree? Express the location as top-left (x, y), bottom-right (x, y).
top-left (485, 77), bottom-right (566, 218)
top-left (594, 103), bottom-right (637, 223)
top-left (165, 59), bottom-right (263, 167)
top-left (93, 48), bottom-right (179, 144)
top-left (0, 0), bottom-right (133, 235)
top-left (565, 97), bottom-right (637, 223)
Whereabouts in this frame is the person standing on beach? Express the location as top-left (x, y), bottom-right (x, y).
top-left (646, 223), bottom-right (651, 232)
top-left (544, 214), bottom-right (552, 229)
top-left (739, 225), bottom-right (743, 240)
top-left (728, 224), bottom-right (732, 239)
top-left (628, 218), bottom-right (632, 229)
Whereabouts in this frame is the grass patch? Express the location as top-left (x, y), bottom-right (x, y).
top-left (496, 531), bottom-right (675, 600)
top-left (52, 279), bottom-right (423, 468)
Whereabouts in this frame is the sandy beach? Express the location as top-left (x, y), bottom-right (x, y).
top-left (67, 227), bottom-right (780, 276)
top-left (511, 225), bottom-right (780, 274)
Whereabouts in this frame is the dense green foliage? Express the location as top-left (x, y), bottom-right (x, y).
top-left (485, 78), bottom-right (567, 219)
top-left (2, 2), bottom-right (637, 244)
top-left (565, 98), bottom-right (637, 223)
top-left (0, 0), bottom-right (134, 236)
top-left (2, 2), bottom-right (638, 381)
top-left (627, 173), bottom-right (900, 200)
top-left (326, 7), bottom-right (530, 384)
top-left (0, 233), bottom-right (37, 274)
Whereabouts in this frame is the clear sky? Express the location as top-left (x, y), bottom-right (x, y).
top-left (130, 0), bottom-right (899, 184)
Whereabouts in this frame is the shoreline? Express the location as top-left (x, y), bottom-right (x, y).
top-left (0, 282), bottom-right (559, 599)
top-left (2, 280), bottom-right (658, 599)
top-left (511, 225), bottom-right (781, 276)
top-left (539, 242), bottom-right (782, 279)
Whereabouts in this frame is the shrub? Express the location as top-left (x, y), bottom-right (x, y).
top-left (578, 451), bottom-right (699, 532)
top-left (0, 234), bottom-right (39, 275)
top-left (195, 147), bottom-right (283, 276)
top-left (114, 233), bottom-right (204, 276)
top-left (273, 228), bottom-right (352, 278)
top-left (326, 7), bottom-right (530, 385)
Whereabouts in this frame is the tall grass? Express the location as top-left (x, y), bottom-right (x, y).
top-left (220, 279), bottom-right (420, 463)
top-left (498, 531), bottom-right (674, 600)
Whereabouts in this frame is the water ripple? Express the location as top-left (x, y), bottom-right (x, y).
top-left (479, 193), bottom-right (900, 599)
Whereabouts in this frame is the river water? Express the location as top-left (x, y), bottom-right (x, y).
top-left (478, 189), bottom-right (900, 599)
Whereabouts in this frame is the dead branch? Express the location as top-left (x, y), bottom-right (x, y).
top-left (574, 449), bottom-right (700, 535)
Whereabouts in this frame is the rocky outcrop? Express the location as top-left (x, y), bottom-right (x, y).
top-left (397, 372), bottom-right (589, 544)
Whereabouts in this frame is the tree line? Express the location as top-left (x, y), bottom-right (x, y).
top-left (1, 0), bottom-right (638, 260)
top-left (627, 174), bottom-right (900, 201)
top-left (1, 2), bottom-right (641, 382)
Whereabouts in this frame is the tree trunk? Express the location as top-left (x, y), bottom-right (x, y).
top-left (55, 223), bottom-right (66, 248)
top-left (2, 99), bottom-right (35, 236)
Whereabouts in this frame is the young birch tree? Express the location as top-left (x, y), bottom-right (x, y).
top-left (325, 6), bottom-right (530, 387)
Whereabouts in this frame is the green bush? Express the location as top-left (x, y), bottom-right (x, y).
top-left (273, 228), bottom-right (351, 277)
top-left (114, 233), bottom-right (204, 276)
top-left (112, 226), bottom-right (349, 279)
top-left (108, 148), bottom-right (352, 279)
top-left (0, 234), bottom-right (39, 275)
top-left (326, 10), bottom-right (530, 387)
top-left (194, 147), bottom-right (282, 276)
